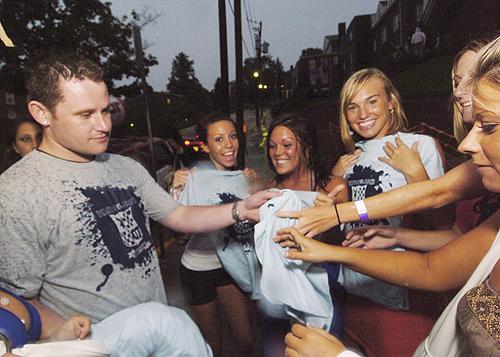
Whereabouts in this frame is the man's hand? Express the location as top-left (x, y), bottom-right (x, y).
top-left (273, 227), bottom-right (331, 263)
top-left (46, 315), bottom-right (91, 342)
top-left (285, 323), bottom-right (346, 357)
top-left (344, 226), bottom-right (399, 249)
top-left (240, 190), bottom-right (281, 222)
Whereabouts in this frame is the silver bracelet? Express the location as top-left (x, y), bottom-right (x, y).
top-left (0, 333), bottom-right (12, 354)
top-left (231, 201), bottom-right (243, 223)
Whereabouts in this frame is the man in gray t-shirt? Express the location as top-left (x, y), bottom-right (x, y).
top-left (0, 53), bottom-right (275, 344)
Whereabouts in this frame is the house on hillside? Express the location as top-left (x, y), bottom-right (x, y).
top-left (421, 0), bottom-right (500, 56)
top-left (340, 14), bottom-right (373, 79)
top-left (370, 0), bottom-right (426, 74)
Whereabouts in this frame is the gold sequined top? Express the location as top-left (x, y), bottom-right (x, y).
top-left (457, 279), bottom-right (500, 356)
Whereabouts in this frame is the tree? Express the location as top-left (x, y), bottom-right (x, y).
top-left (301, 48), bottom-right (323, 57)
top-left (0, 0), bottom-right (157, 95)
top-left (240, 55), bottom-right (285, 106)
top-left (167, 52), bottom-right (212, 113)
top-left (212, 77), bottom-right (226, 112)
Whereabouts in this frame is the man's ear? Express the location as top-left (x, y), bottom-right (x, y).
top-left (28, 100), bottom-right (51, 126)
top-left (12, 141), bottom-right (20, 154)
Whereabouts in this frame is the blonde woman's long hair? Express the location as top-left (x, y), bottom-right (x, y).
top-left (339, 68), bottom-right (407, 152)
top-left (451, 32), bottom-right (499, 142)
top-left (470, 35), bottom-right (500, 108)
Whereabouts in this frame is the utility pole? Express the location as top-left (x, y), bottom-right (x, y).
top-left (133, 24), bottom-right (156, 178)
top-left (218, 0), bottom-right (230, 115)
top-left (254, 21), bottom-right (262, 130)
top-left (234, 0), bottom-right (245, 168)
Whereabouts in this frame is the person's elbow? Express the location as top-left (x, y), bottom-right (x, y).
top-left (159, 205), bottom-right (192, 233)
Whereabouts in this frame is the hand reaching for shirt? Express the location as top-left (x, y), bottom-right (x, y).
top-left (332, 149), bottom-right (362, 177)
top-left (343, 226), bottom-right (399, 249)
top-left (285, 323), bottom-right (346, 357)
top-left (378, 136), bottom-right (428, 182)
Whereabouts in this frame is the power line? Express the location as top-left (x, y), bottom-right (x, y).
top-left (242, 0), bottom-right (256, 53)
top-left (227, 0), bottom-right (252, 58)
top-left (246, 0), bottom-right (256, 25)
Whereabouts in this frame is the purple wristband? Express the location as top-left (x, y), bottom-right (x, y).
top-left (354, 200), bottom-right (369, 223)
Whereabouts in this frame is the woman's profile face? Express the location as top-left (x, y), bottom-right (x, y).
top-left (13, 122), bottom-right (41, 157)
top-left (453, 50), bottom-right (477, 124)
top-left (458, 79), bottom-right (500, 193)
top-left (345, 76), bottom-right (393, 140)
top-left (205, 120), bottom-right (239, 170)
top-left (268, 125), bottom-right (303, 176)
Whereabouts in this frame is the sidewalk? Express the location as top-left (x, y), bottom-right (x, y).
top-left (240, 109), bottom-right (273, 182)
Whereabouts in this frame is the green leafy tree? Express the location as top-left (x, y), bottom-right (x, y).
top-left (241, 55), bottom-right (285, 106)
top-left (301, 48), bottom-right (323, 57)
top-left (166, 52), bottom-right (213, 123)
top-left (212, 77), bottom-right (226, 112)
top-left (167, 53), bottom-right (211, 106)
top-left (0, 0), bottom-right (157, 95)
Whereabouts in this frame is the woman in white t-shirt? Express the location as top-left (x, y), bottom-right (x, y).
top-left (278, 35), bottom-right (500, 357)
top-left (172, 112), bottom-right (256, 357)
top-left (331, 68), bottom-right (446, 356)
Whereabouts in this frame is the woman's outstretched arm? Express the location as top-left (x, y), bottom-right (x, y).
top-left (278, 160), bottom-right (485, 237)
top-left (275, 211), bottom-right (499, 292)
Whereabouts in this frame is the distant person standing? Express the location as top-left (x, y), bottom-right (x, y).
top-left (411, 26), bottom-right (426, 60)
top-left (1, 116), bottom-right (42, 173)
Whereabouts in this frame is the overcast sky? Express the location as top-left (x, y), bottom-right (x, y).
top-left (109, 0), bottom-right (380, 91)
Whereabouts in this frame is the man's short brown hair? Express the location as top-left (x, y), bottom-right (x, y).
top-left (25, 52), bottom-right (104, 112)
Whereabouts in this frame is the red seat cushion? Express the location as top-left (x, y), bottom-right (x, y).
top-left (342, 290), bottom-right (447, 357)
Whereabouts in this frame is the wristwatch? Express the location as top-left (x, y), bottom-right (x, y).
top-left (231, 201), bottom-right (243, 223)
top-left (229, 201), bottom-right (255, 243)
top-left (0, 333), bottom-right (12, 354)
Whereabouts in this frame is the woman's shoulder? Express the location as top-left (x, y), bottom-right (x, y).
top-left (399, 131), bottom-right (436, 144)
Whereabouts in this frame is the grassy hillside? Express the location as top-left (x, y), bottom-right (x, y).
top-left (394, 55), bottom-right (454, 97)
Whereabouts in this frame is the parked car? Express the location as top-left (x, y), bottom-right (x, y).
top-left (107, 136), bottom-right (182, 192)
top-left (181, 135), bottom-right (209, 167)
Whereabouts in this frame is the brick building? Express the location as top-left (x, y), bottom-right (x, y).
top-left (340, 14), bottom-right (373, 80)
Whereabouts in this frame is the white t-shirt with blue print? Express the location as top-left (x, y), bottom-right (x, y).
top-left (342, 132), bottom-right (444, 310)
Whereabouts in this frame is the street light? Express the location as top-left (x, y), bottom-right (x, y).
top-left (258, 83), bottom-right (263, 89)
top-left (263, 84), bottom-right (268, 90)
top-left (253, 71), bottom-right (259, 78)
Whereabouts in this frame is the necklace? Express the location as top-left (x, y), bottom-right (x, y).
top-left (37, 149), bottom-right (95, 163)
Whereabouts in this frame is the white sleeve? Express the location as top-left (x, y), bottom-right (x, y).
top-left (418, 135), bottom-right (444, 179)
top-left (338, 350), bottom-right (364, 357)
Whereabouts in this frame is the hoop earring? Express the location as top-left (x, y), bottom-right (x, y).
top-left (389, 108), bottom-right (395, 122)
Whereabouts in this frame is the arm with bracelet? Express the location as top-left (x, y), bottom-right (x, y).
top-left (278, 160), bottom-right (485, 237)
